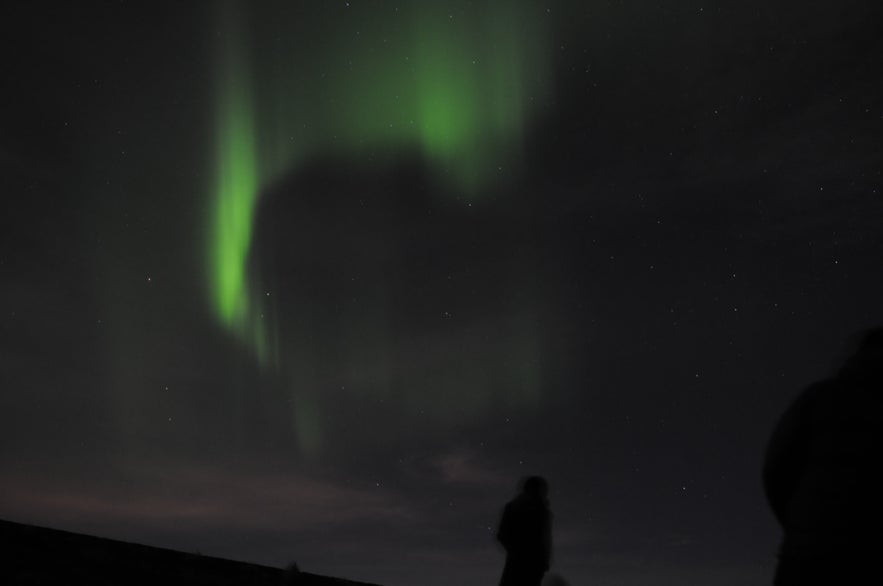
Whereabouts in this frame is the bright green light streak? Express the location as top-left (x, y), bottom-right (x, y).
top-left (210, 1), bottom-right (272, 370)
top-left (212, 82), bottom-right (255, 325)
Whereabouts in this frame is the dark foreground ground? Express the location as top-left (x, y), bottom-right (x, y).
top-left (1, 519), bottom-right (380, 586)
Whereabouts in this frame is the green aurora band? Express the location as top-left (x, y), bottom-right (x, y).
top-left (210, 1), bottom-right (550, 367)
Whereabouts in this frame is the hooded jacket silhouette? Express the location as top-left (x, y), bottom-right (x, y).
top-left (496, 476), bottom-right (552, 586)
top-left (763, 329), bottom-right (883, 584)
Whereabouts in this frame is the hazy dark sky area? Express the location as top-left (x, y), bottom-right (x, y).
top-left (2, 2), bottom-right (882, 585)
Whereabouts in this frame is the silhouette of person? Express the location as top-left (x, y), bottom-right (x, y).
top-left (763, 328), bottom-right (883, 584)
top-left (496, 476), bottom-right (553, 586)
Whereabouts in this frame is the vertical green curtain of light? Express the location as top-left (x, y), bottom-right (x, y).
top-left (209, 1), bottom-right (549, 361)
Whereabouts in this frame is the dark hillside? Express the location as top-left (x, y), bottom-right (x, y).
top-left (1, 519), bottom-right (380, 586)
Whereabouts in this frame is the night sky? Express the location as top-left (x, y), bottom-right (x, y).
top-left (2, 2), bottom-right (883, 585)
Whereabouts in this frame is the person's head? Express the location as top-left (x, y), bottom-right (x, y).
top-left (521, 475), bottom-right (549, 500)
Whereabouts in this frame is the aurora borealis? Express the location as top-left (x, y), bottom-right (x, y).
top-left (211, 1), bottom-right (260, 350)
top-left (3, 2), bottom-right (883, 585)
top-left (210, 1), bottom-right (549, 365)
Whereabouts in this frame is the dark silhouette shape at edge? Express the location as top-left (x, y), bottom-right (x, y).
top-left (763, 327), bottom-right (883, 585)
